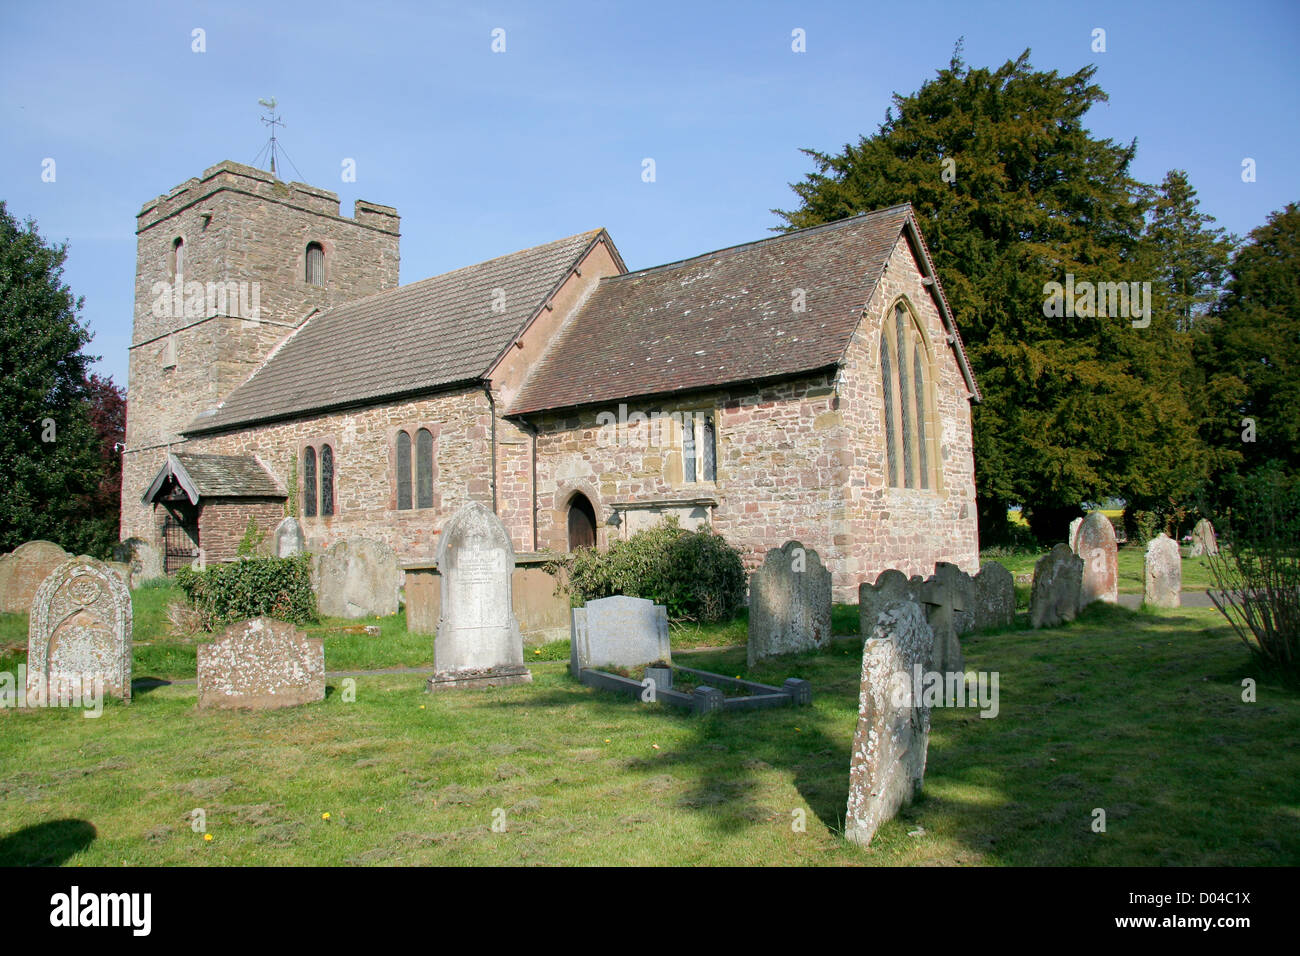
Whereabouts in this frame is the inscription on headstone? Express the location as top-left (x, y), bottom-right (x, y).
top-left (27, 557), bottom-right (132, 702)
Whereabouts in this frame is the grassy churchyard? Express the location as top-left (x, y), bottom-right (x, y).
top-left (1, 547), bottom-right (1296, 868)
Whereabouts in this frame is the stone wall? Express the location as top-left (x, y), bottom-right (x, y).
top-left (198, 498), bottom-right (286, 564)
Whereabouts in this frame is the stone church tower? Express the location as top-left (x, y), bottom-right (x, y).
top-left (120, 160), bottom-right (400, 545)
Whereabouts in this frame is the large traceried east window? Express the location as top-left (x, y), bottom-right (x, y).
top-left (881, 300), bottom-right (936, 490)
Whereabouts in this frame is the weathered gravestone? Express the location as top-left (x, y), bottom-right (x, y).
top-left (858, 569), bottom-right (923, 639)
top-left (747, 540), bottom-right (832, 666)
top-left (845, 600), bottom-right (934, 848)
top-left (571, 595), bottom-right (671, 676)
top-left (1077, 512), bottom-right (1118, 607)
top-left (1068, 517), bottom-right (1084, 555)
top-left (1030, 544), bottom-right (1083, 628)
top-left (197, 617), bottom-right (324, 710)
top-left (312, 538), bottom-right (403, 618)
top-left (273, 516), bottom-right (306, 558)
top-left (919, 562), bottom-right (973, 674)
top-left (27, 556), bottom-right (132, 702)
top-left (111, 537), bottom-right (164, 585)
top-left (0, 541), bottom-right (72, 614)
top-left (973, 561), bottom-right (1016, 630)
top-left (1143, 533), bottom-right (1181, 608)
top-left (106, 561), bottom-right (133, 590)
top-left (427, 502), bottom-right (530, 691)
top-left (1189, 518), bottom-right (1219, 557)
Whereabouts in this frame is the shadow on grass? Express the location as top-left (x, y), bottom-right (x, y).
top-left (0, 818), bottom-right (96, 866)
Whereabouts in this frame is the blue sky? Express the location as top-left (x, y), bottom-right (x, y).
top-left (3, 0), bottom-right (1297, 385)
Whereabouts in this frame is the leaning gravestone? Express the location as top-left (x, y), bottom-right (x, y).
top-left (427, 502), bottom-right (531, 691)
top-left (1189, 518), bottom-right (1219, 557)
top-left (845, 600), bottom-right (934, 848)
top-left (1077, 512), bottom-right (1118, 606)
top-left (111, 538), bottom-right (164, 585)
top-left (197, 617), bottom-right (324, 710)
top-left (0, 540), bottom-right (72, 614)
top-left (27, 556), bottom-right (132, 702)
top-left (973, 561), bottom-right (1016, 630)
top-left (1143, 533), bottom-right (1181, 608)
top-left (858, 569), bottom-right (923, 639)
top-left (312, 538), bottom-right (403, 618)
top-left (571, 595), bottom-right (671, 676)
top-left (919, 562), bottom-right (974, 674)
top-left (1068, 517), bottom-right (1084, 555)
top-left (747, 540), bottom-right (832, 666)
top-left (273, 516), bottom-right (306, 558)
top-left (1030, 544), bottom-right (1084, 628)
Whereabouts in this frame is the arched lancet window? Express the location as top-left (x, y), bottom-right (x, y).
top-left (396, 431), bottom-right (412, 510)
top-left (882, 300), bottom-right (935, 490)
top-left (567, 493), bottom-right (597, 550)
top-left (880, 333), bottom-right (899, 488)
top-left (172, 237), bottom-right (184, 278)
top-left (416, 428), bottom-right (434, 509)
top-left (701, 415), bottom-right (716, 482)
top-left (320, 444), bottom-right (335, 516)
top-left (303, 446), bottom-right (318, 518)
top-left (306, 242), bottom-right (324, 287)
top-left (913, 345), bottom-right (929, 490)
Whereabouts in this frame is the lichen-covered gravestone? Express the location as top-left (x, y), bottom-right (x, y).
top-left (747, 540), bottom-right (832, 666)
top-left (845, 600), bottom-right (934, 848)
top-left (1189, 518), bottom-right (1219, 557)
top-left (858, 569), bottom-right (923, 639)
top-left (27, 556), bottom-right (132, 702)
top-left (111, 537), bottom-right (163, 585)
top-left (570, 595), bottom-right (671, 675)
top-left (1143, 533), bottom-right (1181, 608)
top-left (427, 502), bottom-right (531, 691)
top-left (197, 617), bottom-right (324, 710)
top-left (273, 516), bottom-right (306, 558)
top-left (1077, 512), bottom-right (1118, 607)
top-left (919, 562), bottom-right (974, 674)
top-left (1030, 544), bottom-right (1083, 628)
top-left (1068, 516), bottom-right (1084, 555)
top-left (973, 561), bottom-right (1015, 630)
top-left (0, 540), bottom-right (72, 614)
top-left (312, 538), bottom-right (403, 618)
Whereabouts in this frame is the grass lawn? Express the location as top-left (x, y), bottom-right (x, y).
top-left (984, 546), bottom-right (1216, 596)
top-left (1, 584), bottom-right (1297, 865)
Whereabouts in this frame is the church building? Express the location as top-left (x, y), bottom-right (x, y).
top-left (121, 160), bottom-right (981, 600)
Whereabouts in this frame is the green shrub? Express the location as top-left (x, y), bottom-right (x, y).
top-left (175, 554), bottom-right (317, 630)
top-left (546, 518), bottom-right (746, 623)
top-left (1131, 510), bottom-right (1160, 545)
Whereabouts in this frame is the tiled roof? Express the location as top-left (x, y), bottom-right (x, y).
top-left (509, 204), bottom-right (976, 415)
top-left (142, 453), bottom-right (284, 503)
top-left (187, 230), bottom-right (607, 433)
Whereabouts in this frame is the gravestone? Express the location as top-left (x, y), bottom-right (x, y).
top-left (973, 561), bottom-right (1016, 630)
top-left (0, 541), bottom-right (71, 614)
top-left (845, 600), bottom-right (934, 848)
top-left (197, 617), bottom-right (324, 710)
top-left (111, 537), bottom-right (164, 585)
top-left (1143, 534), bottom-right (1181, 608)
top-left (919, 562), bottom-right (973, 674)
top-left (106, 561), bottom-right (133, 590)
top-left (27, 556), bottom-right (132, 702)
top-left (1076, 512), bottom-right (1118, 606)
top-left (1068, 517), bottom-right (1083, 554)
top-left (1189, 518), bottom-right (1219, 557)
top-left (747, 540), bottom-right (832, 666)
top-left (312, 538), bottom-right (403, 619)
top-left (273, 516), bottom-right (306, 558)
top-left (1030, 544), bottom-right (1083, 628)
top-left (858, 569), bottom-right (923, 639)
top-left (570, 595), bottom-right (671, 676)
top-left (427, 502), bottom-right (530, 691)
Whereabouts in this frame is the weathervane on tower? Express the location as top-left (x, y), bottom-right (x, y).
top-left (253, 97), bottom-right (302, 180)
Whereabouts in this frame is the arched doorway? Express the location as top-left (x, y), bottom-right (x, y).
top-left (567, 493), bottom-right (597, 550)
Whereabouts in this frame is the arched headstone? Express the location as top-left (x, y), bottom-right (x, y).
top-left (27, 556), bottom-right (132, 702)
top-left (747, 540), bottom-right (832, 666)
top-left (1143, 534), bottom-right (1181, 608)
top-left (1, 541), bottom-right (71, 614)
top-left (1030, 544), bottom-right (1084, 629)
top-left (1077, 512), bottom-right (1118, 606)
